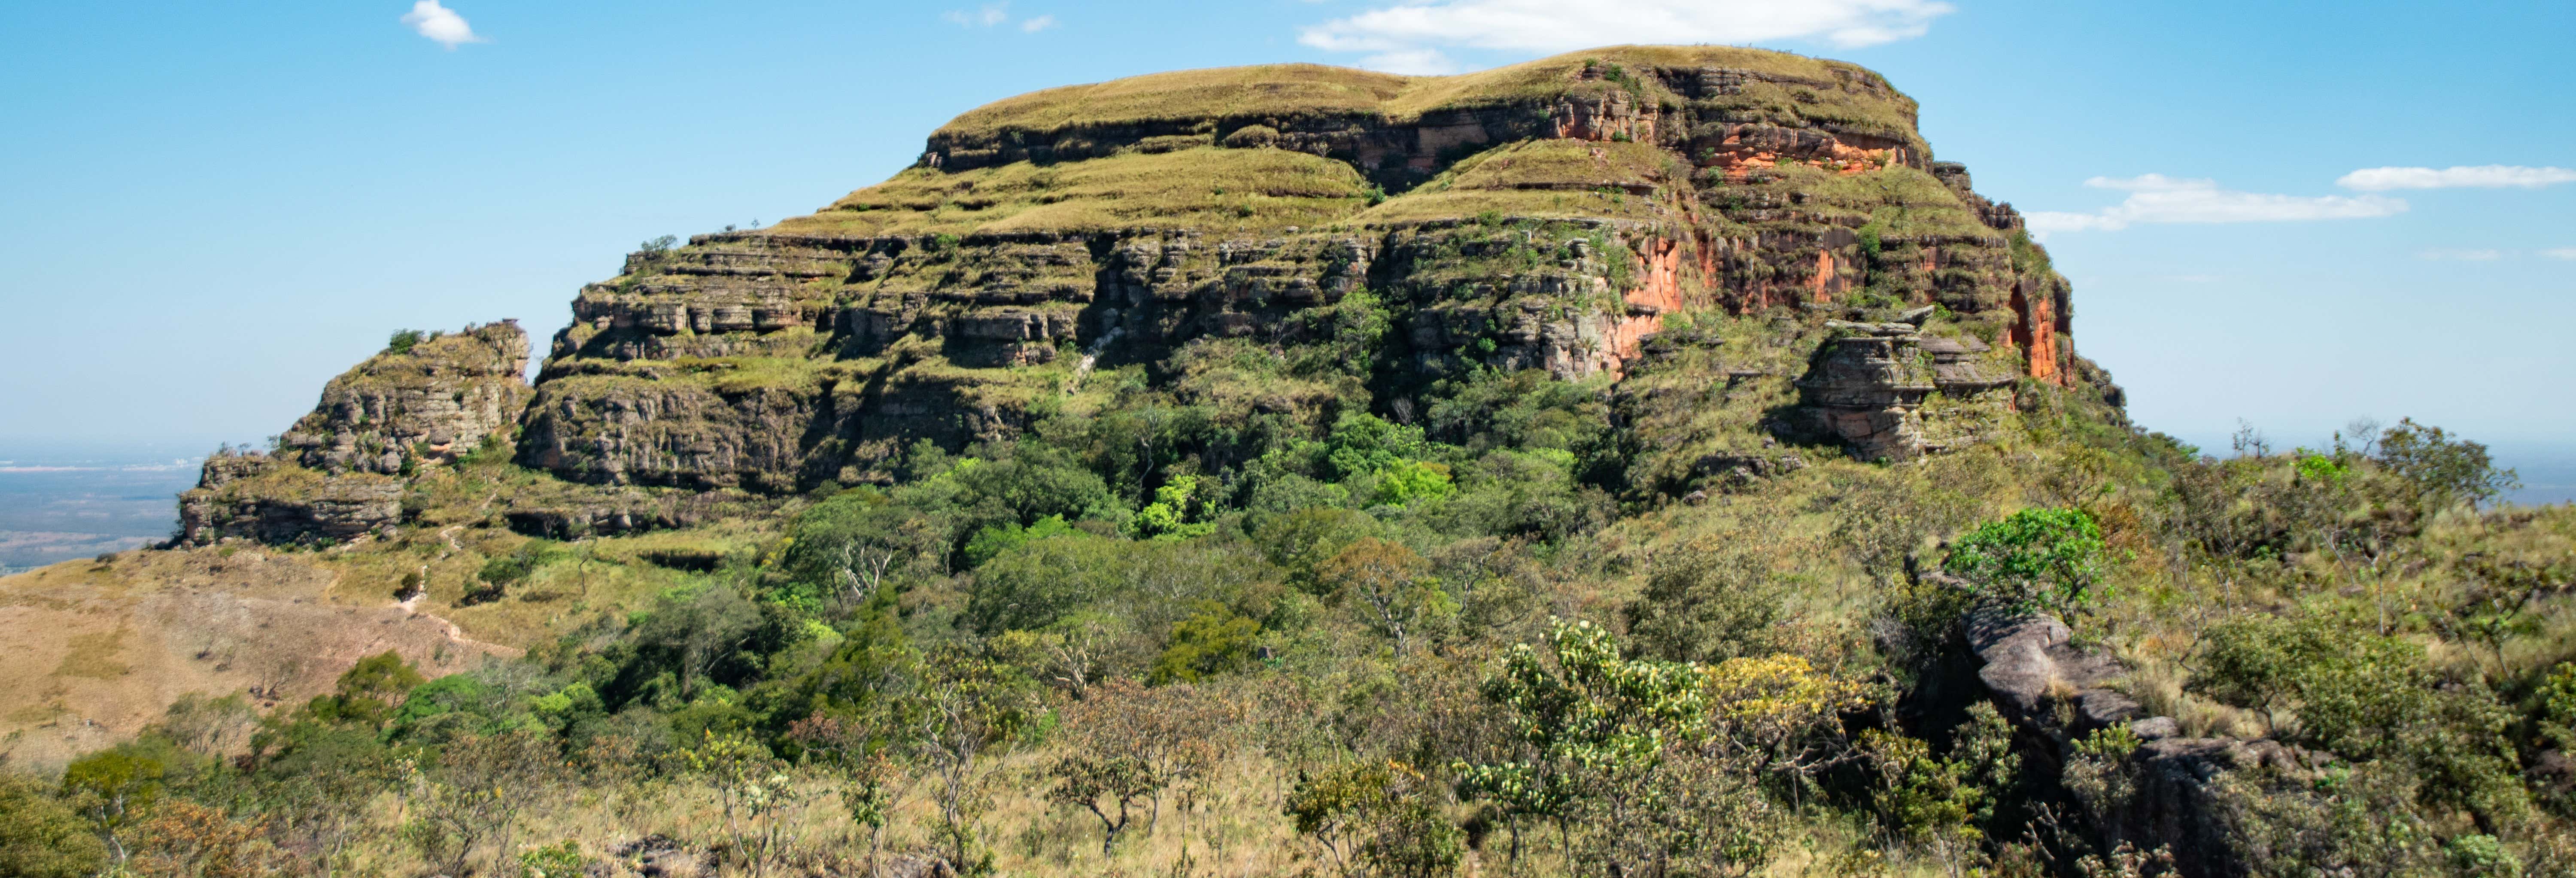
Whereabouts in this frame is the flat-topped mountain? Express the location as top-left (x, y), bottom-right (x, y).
top-left (152, 45), bottom-right (2117, 548)
top-left (507, 45), bottom-right (2108, 507)
top-left (63, 48), bottom-right (2565, 878)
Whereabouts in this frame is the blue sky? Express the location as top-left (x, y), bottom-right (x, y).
top-left (3, 0), bottom-right (2570, 459)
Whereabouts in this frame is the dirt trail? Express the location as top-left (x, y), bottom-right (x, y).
top-left (395, 523), bottom-right (521, 657)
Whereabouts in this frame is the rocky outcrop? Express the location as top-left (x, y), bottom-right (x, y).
top-left (459, 47), bottom-right (2113, 497)
top-left (176, 321), bottom-right (527, 547)
top-left (174, 451), bottom-right (401, 546)
top-left (279, 321), bottom-right (532, 475)
top-left (1789, 316), bottom-right (2023, 461)
top-left (1957, 593), bottom-right (2346, 878)
top-left (1795, 321), bottom-right (1935, 462)
top-left (501, 486), bottom-right (780, 540)
top-left (1965, 605), bottom-right (2148, 741)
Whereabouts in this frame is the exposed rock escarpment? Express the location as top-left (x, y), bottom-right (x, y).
top-left (514, 46), bottom-right (2114, 494)
top-left (1965, 604), bottom-right (2148, 741)
top-left (176, 451), bottom-right (403, 546)
top-left (177, 322), bottom-right (529, 546)
top-left (1960, 596), bottom-right (2346, 878)
top-left (281, 321), bottom-right (532, 474)
top-left (185, 46), bottom-right (2123, 545)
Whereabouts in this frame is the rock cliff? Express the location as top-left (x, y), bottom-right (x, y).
top-left (184, 45), bottom-right (2119, 546)
top-left (176, 322), bottom-right (530, 546)
top-left (513, 46), bottom-right (2116, 497)
top-left (279, 321), bottom-right (532, 475)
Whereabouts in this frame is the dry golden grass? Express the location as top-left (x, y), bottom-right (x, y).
top-left (936, 63), bottom-right (1410, 140)
top-left (766, 45), bottom-right (1927, 241)
top-left (0, 547), bottom-right (505, 772)
top-left (935, 46), bottom-right (1901, 143)
top-left (775, 146), bottom-right (1375, 238)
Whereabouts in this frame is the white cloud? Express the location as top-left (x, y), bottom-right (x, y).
top-left (2336, 165), bottom-right (2576, 191)
top-left (2540, 248), bottom-right (2576, 261)
top-left (1362, 48), bottom-right (1465, 75)
top-left (2026, 174), bottom-right (2408, 238)
top-left (2417, 248), bottom-right (2503, 261)
top-left (402, 0), bottom-right (483, 49)
top-left (1299, 0), bottom-right (1955, 72)
top-left (2022, 211), bottom-right (2123, 236)
top-left (945, 3), bottom-right (1030, 28)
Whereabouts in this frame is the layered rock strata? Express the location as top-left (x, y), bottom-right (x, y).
top-left (176, 451), bottom-right (402, 546)
top-left (177, 322), bottom-right (529, 546)
top-left (279, 321), bottom-right (532, 475)
top-left (515, 46), bottom-right (2114, 493)
top-left (183, 46), bottom-right (2121, 544)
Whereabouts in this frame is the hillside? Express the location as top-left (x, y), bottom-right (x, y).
top-left (4, 45), bottom-right (2570, 878)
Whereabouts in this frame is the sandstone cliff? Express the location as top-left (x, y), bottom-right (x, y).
top-left (280, 321), bottom-right (532, 475)
top-left (177, 45), bottom-right (2120, 547)
top-left (176, 322), bottom-right (531, 546)
top-left (516, 46), bottom-right (2117, 497)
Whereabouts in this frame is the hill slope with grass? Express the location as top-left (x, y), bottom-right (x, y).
top-left (5, 45), bottom-right (2572, 878)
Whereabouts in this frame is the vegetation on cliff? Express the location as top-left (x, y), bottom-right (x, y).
top-left (4, 45), bottom-right (2572, 878)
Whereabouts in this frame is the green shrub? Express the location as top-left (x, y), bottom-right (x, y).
top-left (0, 773), bottom-right (105, 878)
top-left (1944, 507), bottom-right (2105, 614)
top-left (468, 540), bottom-right (562, 605)
top-left (965, 533), bottom-right (1132, 635)
top-left (1131, 475), bottom-right (1216, 540)
top-left (2372, 417), bottom-right (2517, 508)
top-left (517, 839), bottom-right (594, 878)
top-left (1371, 461), bottom-right (1454, 507)
top-left (1148, 602), bottom-right (1259, 684)
top-left (1287, 761), bottom-right (1464, 878)
top-left (2192, 615), bottom-right (2527, 826)
top-left (963, 514), bottom-right (1075, 568)
top-left (1625, 549), bottom-right (1783, 663)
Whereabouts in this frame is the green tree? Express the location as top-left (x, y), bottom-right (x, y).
top-left (1318, 538), bottom-right (1450, 654)
top-left (1625, 548), bottom-right (1783, 663)
top-left (787, 711), bottom-right (918, 877)
top-left (915, 645), bottom-right (1041, 875)
top-left (1944, 507), bottom-right (2107, 615)
top-left (680, 731), bottom-right (814, 878)
top-left (1254, 507), bottom-right (1382, 593)
top-left (307, 650), bottom-right (424, 728)
top-left (61, 745), bottom-right (167, 865)
top-left (1860, 702), bottom-right (2020, 872)
top-left (1455, 620), bottom-right (1780, 875)
top-left (0, 772), bottom-right (106, 878)
top-left (405, 730), bottom-right (560, 878)
top-left (1132, 475), bottom-right (1218, 540)
top-left (961, 513), bottom-right (1075, 568)
top-left (1287, 761), bottom-right (1463, 878)
top-left (1148, 602), bottom-right (1260, 684)
top-left (2372, 417), bottom-right (2517, 509)
top-left (1047, 753), bottom-right (1158, 856)
top-left (965, 532), bottom-right (1132, 635)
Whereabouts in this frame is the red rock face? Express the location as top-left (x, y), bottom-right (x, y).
top-left (1628, 237), bottom-right (1686, 314)
top-left (1810, 250), bottom-right (1844, 302)
top-left (2011, 280), bottom-right (2060, 384)
top-left (1605, 238), bottom-right (1689, 375)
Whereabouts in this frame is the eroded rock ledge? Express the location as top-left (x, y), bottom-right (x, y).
top-left (1961, 593), bottom-right (2337, 878)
